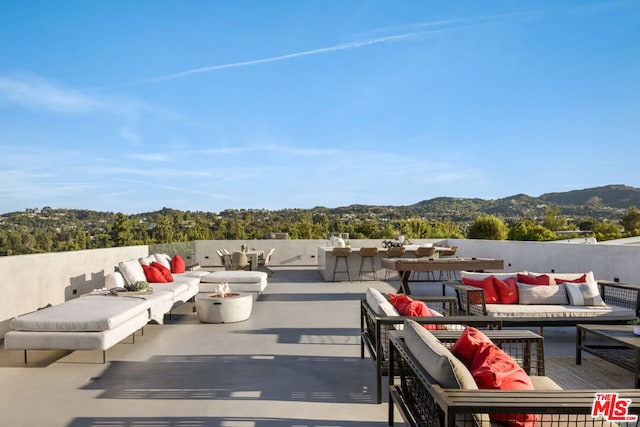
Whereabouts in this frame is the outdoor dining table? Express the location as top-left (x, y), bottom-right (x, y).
top-left (223, 250), bottom-right (264, 270)
top-left (381, 257), bottom-right (505, 294)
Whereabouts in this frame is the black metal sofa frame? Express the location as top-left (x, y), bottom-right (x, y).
top-left (360, 295), bottom-right (502, 403)
top-left (388, 330), bottom-right (640, 427)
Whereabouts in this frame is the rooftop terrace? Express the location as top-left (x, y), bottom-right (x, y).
top-left (1, 239), bottom-right (639, 426)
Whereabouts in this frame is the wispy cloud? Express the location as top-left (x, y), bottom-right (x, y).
top-left (357, 11), bottom-right (537, 38)
top-left (138, 11), bottom-right (538, 85)
top-left (0, 75), bottom-right (102, 113)
top-left (140, 29), bottom-right (445, 84)
top-left (118, 127), bottom-right (142, 145)
top-left (193, 145), bottom-right (338, 157)
top-left (126, 153), bottom-right (171, 162)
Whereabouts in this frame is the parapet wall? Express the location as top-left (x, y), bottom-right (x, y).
top-left (2, 238), bottom-right (640, 337)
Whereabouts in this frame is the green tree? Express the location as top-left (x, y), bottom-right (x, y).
top-left (378, 223), bottom-right (398, 239)
top-left (508, 220), bottom-right (557, 241)
top-left (542, 205), bottom-right (567, 231)
top-left (592, 221), bottom-right (623, 241)
top-left (398, 217), bottom-right (431, 239)
top-left (152, 215), bottom-right (179, 243)
top-left (620, 206), bottom-right (640, 235)
top-left (467, 215), bottom-right (508, 240)
top-left (109, 213), bottom-right (134, 247)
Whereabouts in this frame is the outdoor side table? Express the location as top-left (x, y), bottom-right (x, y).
top-left (576, 323), bottom-right (640, 388)
top-left (195, 292), bottom-right (253, 323)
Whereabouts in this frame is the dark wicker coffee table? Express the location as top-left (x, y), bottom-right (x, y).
top-left (576, 323), bottom-right (640, 387)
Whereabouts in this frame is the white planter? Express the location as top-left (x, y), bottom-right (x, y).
top-left (634, 325), bottom-right (640, 336)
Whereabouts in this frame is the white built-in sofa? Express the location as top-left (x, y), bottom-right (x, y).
top-left (3, 253), bottom-right (268, 362)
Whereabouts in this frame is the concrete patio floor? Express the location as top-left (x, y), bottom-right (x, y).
top-left (0, 267), bottom-right (583, 427)
top-left (1, 268), bottom-right (407, 427)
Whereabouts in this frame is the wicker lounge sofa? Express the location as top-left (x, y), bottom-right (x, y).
top-left (389, 319), bottom-right (640, 427)
top-left (445, 271), bottom-right (639, 334)
top-left (360, 287), bottom-right (503, 403)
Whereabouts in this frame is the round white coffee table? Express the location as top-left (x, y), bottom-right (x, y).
top-left (195, 292), bottom-right (253, 323)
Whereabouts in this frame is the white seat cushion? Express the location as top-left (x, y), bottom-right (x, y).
top-left (481, 303), bottom-right (635, 320)
top-left (151, 282), bottom-right (188, 298)
top-left (200, 271), bottom-right (267, 284)
top-left (10, 296), bottom-right (150, 332)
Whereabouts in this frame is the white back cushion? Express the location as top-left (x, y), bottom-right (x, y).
top-left (517, 283), bottom-right (569, 305)
top-left (365, 287), bottom-right (399, 316)
top-left (565, 281), bottom-right (605, 306)
top-left (105, 271), bottom-right (126, 289)
top-left (153, 253), bottom-right (172, 270)
top-left (118, 259), bottom-right (146, 285)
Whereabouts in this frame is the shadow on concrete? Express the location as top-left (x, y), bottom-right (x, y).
top-left (267, 268), bottom-right (324, 283)
top-left (67, 417), bottom-right (392, 427)
top-left (260, 292), bottom-right (364, 302)
top-left (235, 327), bottom-right (361, 345)
top-left (82, 354), bottom-right (376, 403)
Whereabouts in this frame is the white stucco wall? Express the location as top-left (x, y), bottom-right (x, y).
top-left (448, 238), bottom-right (640, 283)
top-left (2, 238), bottom-right (640, 337)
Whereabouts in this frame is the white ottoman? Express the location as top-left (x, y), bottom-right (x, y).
top-left (195, 292), bottom-right (253, 323)
top-left (199, 271), bottom-right (268, 299)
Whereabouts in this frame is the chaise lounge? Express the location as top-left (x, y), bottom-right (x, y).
top-left (4, 295), bottom-right (151, 363)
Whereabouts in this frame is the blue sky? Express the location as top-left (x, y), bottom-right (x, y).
top-left (1, 1), bottom-right (639, 214)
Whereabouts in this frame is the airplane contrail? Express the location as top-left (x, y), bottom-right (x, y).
top-left (141, 29), bottom-right (444, 84)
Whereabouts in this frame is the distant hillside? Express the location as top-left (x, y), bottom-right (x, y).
top-left (404, 185), bottom-right (639, 223)
top-left (2, 184), bottom-right (640, 256)
top-left (2, 184), bottom-right (639, 225)
top-left (539, 185), bottom-right (640, 209)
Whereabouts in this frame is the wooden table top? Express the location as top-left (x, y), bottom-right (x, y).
top-left (381, 257), bottom-right (504, 272)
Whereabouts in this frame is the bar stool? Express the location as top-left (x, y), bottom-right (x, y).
top-left (412, 246), bottom-right (436, 281)
top-left (357, 247), bottom-right (379, 281)
top-left (332, 247), bottom-right (352, 281)
top-left (383, 246), bottom-right (406, 280)
top-left (436, 245), bottom-right (459, 280)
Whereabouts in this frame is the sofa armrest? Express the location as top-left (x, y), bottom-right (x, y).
top-left (431, 329), bottom-right (545, 376)
top-left (598, 280), bottom-right (640, 316)
top-left (360, 297), bottom-right (502, 404)
top-left (412, 295), bottom-right (459, 316)
top-left (444, 280), bottom-right (487, 315)
top-left (361, 297), bottom-right (502, 364)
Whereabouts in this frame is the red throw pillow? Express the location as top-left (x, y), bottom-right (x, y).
top-left (142, 264), bottom-right (168, 283)
top-left (388, 294), bottom-right (413, 314)
top-left (494, 277), bottom-right (519, 304)
top-left (388, 294), bottom-right (440, 330)
top-left (555, 274), bottom-right (587, 284)
top-left (388, 294), bottom-right (428, 316)
top-left (469, 342), bottom-right (537, 427)
top-left (171, 254), bottom-right (186, 274)
top-left (461, 276), bottom-right (500, 303)
top-left (151, 261), bottom-right (174, 282)
top-left (450, 326), bottom-right (493, 367)
top-left (517, 273), bottom-right (550, 286)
